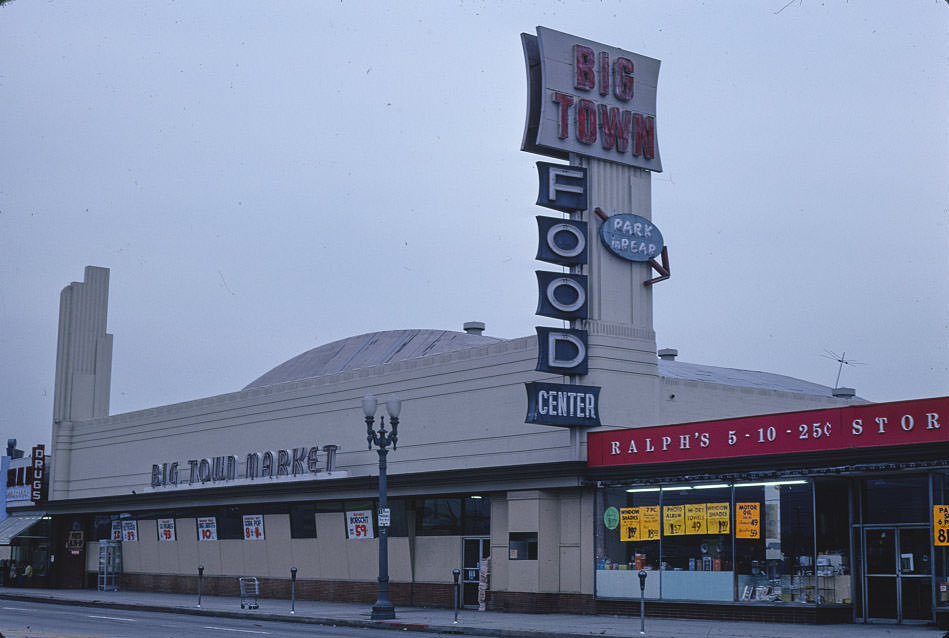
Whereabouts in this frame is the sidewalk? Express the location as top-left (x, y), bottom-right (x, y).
top-left (0, 586), bottom-right (945, 638)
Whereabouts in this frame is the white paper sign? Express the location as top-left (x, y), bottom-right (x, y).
top-left (378, 507), bottom-right (391, 527)
top-left (347, 510), bottom-right (375, 539)
top-left (121, 520), bottom-right (139, 542)
top-left (111, 520), bottom-right (123, 541)
top-left (242, 514), bottom-right (265, 541)
top-left (157, 518), bottom-right (176, 542)
top-left (197, 516), bottom-right (218, 541)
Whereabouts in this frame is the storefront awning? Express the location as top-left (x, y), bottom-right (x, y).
top-left (0, 512), bottom-right (47, 545)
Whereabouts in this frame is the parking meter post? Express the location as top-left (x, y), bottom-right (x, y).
top-left (638, 570), bottom-right (647, 635)
top-left (197, 565), bottom-right (205, 608)
top-left (290, 567), bottom-right (298, 614)
top-left (452, 568), bottom-right (461, 623)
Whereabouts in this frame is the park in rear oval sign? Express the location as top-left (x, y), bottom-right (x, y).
top-left (599, 213), bottom-right (664, 262)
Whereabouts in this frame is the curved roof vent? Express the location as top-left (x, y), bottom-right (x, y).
top-left (658, 348), bottom-right (678, 361)
top-left (832, 387), bottom-right (856, 398)
top-left (463, 321), bottom-right (486, 336)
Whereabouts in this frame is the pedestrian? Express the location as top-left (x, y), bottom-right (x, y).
top-left (24, 562), bottom-right (33, 586)
top-left (9, 561), bottom-right (18, 587)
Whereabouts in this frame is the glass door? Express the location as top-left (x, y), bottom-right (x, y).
top-left (462, 537), bottom-right (490, 607)
top-left (863, 527), bottom-right (932, 623)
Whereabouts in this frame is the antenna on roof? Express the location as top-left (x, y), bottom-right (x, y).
top-left (821, 349), bottom-right (864, 389)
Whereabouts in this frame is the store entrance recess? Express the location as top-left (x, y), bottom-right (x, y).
top-left (863, 527), bottom-right (931, 623)
top-left (462, 537), bottom-right (490, 607)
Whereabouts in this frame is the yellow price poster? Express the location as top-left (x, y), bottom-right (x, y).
top-left (620, 507), bottom-right (641, 542)
top-left (685, 503), bottom-right (707, 535)
top-left (641, 506), bottom-right (661, 541)
top-left (935, 505), bottom-right (949, 546)
top-left (663, 505), bottom-right (685, 536)
top-left (736, 502), bottom-right (761, 539)
top-left (706, 502), bottom-right (730, 535)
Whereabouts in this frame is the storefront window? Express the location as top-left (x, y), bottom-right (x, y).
top-left (734, 480), bottom-right (813, 603)
top-left (289, 504), bottom-right (317, 539)
top-left (660, 485), bottom-right (733, 601)
top-left (931, 472), bottom-right (949, 609)
top-left (815, 478), bottom-right (852, 604)
top-left (595, 484), bottom-right (734, 601)
top-left (597, 479), bottom-right (817, 603)
top-left (415, 495), bottom-right (491, 536)
top-left (862, 475), bottom-right (929, 525)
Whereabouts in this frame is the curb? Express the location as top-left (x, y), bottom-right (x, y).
top-left (0, 592), bottom-right (600, 638)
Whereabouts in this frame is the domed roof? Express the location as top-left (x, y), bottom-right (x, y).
top-left (244, 328), bottom-right (504, 390)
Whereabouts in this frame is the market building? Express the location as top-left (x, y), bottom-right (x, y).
top-left (4, 25), bottom-right (947, 629)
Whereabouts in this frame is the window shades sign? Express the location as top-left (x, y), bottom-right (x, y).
top-left (620, 506), bottom-right (660, 541)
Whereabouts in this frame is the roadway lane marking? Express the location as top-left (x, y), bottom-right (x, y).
top-left (2, 606), bottom-right (33, 610)
top-left (86, 614), bottom-right (135, 621)
top-left (2, 632), bottom-right (105, 638)
top-left (203, 627), bottom-right (271, 634)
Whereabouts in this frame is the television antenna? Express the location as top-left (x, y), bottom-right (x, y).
top-left (822, 350), bottom-right (864, 389)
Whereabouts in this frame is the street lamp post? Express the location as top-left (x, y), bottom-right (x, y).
top-left (363, 394), bottom-right (401, 620)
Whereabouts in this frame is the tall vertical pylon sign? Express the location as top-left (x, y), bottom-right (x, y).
top-left (522, 27), bottom-right (667, 429)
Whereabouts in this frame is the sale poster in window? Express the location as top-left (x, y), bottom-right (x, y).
top-left (347, 510), bottom-right (375, 539)
top-left (640, 506), bottom-right (661, 541)
top-left (620, 507), bottom-right (641, 541)
top-left (242, 514), bottom-right (265, 541)
top-left (157, 518), bottom-right (176, 542)
top-left (706, 502), bottom-right (730, 534)
top-left (663, 505), bottom-right (684, 536)
top-left (685, 503), bottom-right (707, 535)
top-left (736, 502), bottom-right (761, 539)
top-left (197, 516), bottom-right (218, 541)
top-left (934, 505), bottom-right (949, 546)
top-left (111, 520), bottom-right (123, 541)
top-left (121, 520), bottom-right (139, 542)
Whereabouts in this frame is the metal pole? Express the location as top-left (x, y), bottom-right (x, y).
top-left (290, 567), bottom-right (297, 614)
top-left (372, 445), bottom-right (395, 619)
top-left (197, 565), bottom-right (204, 608)
top-left (452, 568), bottom-right (461, 623)
top-left (638, 570), bottom-right (647, 635)
top-left (364, 395), bottom-right (399, 621)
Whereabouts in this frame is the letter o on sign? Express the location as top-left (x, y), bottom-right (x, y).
top-left (547, 223), bottom-right (586, 259)
top-left (546, 277), bottom-right (586, 313)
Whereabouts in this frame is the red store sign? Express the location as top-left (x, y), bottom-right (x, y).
top-left (588, 397), bottom-right (949, 467)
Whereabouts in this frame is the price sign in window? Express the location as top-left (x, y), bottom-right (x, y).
top-left (640, 506), bottom-right (661, 541)
top-left (685, 503), bottom-right (708, 535)
top-left (935, 505), bottom-right (949, 546)
top-left (663, 505), bottom-right (685, 536)
top-left (620, 507), bottom-right (641, 541)
top-left (736, 502), bottom-right (761, 539)
top-left (347, 510), bottom-right (375, 539)
top-left (197, 516), bottom-right (218, 541)
top-left (242, 514), bottom-right (265, 541)
top-left (111, 520), bottom-right (123, 541)
top-left (121, 520), bottom-right (139, 542)
top-left (157, 518), bottom-right (176, 542)
top-left (706, 502), bottom-right (730, 535)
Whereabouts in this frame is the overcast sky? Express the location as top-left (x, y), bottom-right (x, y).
top-left (1, 1), bottom-right (947, 450)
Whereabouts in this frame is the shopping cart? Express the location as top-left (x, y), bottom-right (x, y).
top-left (239, 576), bottom-right (259, 609)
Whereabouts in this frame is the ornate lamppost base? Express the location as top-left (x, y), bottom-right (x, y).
top-left (371, 600), bottom-right (396, 620)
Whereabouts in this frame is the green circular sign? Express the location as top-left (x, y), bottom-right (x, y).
top-left (603, 506), bottom-right (620, 530)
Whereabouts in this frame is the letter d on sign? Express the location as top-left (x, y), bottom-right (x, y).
top-left (535, 327), bottom-right (588, 375)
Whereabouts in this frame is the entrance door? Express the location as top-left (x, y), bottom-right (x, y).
top-left (864, 527), bottom-right (932, 623)
top-left (462, 537), bottom-right (490, 607)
